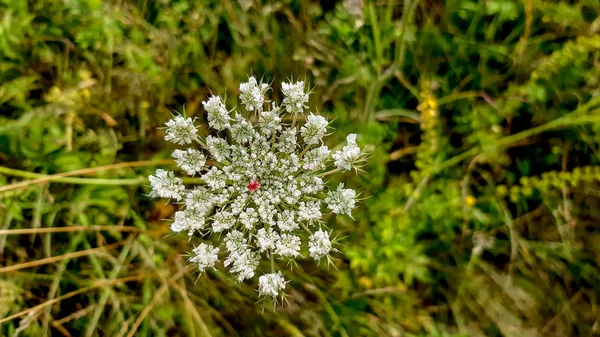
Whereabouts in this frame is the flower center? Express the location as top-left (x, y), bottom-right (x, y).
top-left (247, 180), bottom-right (261, 191)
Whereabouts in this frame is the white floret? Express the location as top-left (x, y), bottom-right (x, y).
top-left (149, 169), bottom-right (185, 201)
top-left (202, 167), bottom-right (227, 190)
top-left (202, 95), bottom-right (231, 131)
top-left (225, 249), bottom-right (259, 282)
top-left (164, 115), bottom-right (198, 145)
top-left (255, 228), bottom-right (280, 252)
top-left (275, 234), bottom-right (301, 257)
top-left (172, 148), bottom-right (206, 175)
top-left (332, 134), bottom-right (361, 171)
top-left (300, 114), bottom-right (328, 145)
top-left (258, 271), bottom-right (287, 298)
top-left (189, 243), bottom-right (220, 273)
top-left (297, 201), bottom-right (322, 223)
top-left (276, 210), bottom-right (299, 232)
top-left (302, 145), bottom-right (330, 171)
top-left (281, 81), bottom-right (309, 115)
top-left (230, 113), bottom-right (255, 144)
top-left (206, 135), bottom-right (230, 162)
top-left (239, 76), bottom-right (269, 112)
top-left (212, 210), bottom-right (235, 233)
top-left (185, 188), bottom-right (214, 214)
top-left (276, 127), bottom-right (297, 153)
top-left (239, 208), bottom-right (259, 229)
top-left (171, 208), bottom-right (206, 235)
top-left (259, 105), bottom-right (282, 136)
top-left (325, 183), bottom-right (356, 217)
top-left (308, 229), bottom-right (332, 261)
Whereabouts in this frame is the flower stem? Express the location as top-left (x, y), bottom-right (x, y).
top-left (299, 145), bottom-right (311, 158)
top-left (319, 168), bottom-right (341, 177)
top-left (270, 252), bottom-right (275, 273)
top-left (300, 222), bottom-right (313, 235)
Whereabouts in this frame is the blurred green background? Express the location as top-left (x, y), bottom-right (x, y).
top-left (1, 0), bottom-right (600, 336)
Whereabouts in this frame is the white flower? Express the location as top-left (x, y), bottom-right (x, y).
top-left (258, 271), bottom-right (287, 298)
top-left (276, 128), bottom-right (297, 153)
top-left (239, 76), bottom-right (269, 112)
top-left (281, 81), bottom-right (309, 115)
top-left (325, 183), bottom-right (356, 217)
top-left (189, 243), bottom-right (220, 273)
top-left (226, 249), bottom-right (259, 282)
top-left (259, 105), bottom-right (282, 136)
top-left (164, 115), bottom-right (198, 145)
top-left (173, 148), bottom-right (206, 175)
top-left (229, 194), bottom-right (249, 215)
top-left (212, 210), bottom-right (235, 233)
top-left (300, 113), bottom-right (328, 145)
top-left (276, 210), bottom-right (299, 232)
top-left (255, 228), bottom-right (280, 252)
top-left (202, 95), bottom-right (231, 131)
top-left (302, 145), bottom-right (331, 171)
top-left (333, 134), bottom-right (361, 171)
top-left (297, 201), bottom-right (322, 223)
top-left (149, 76), bottom-right (363, 299)
top-left (224, 230), bottom-right (247, 254)
top-left (202, 167), bottom-right (227, 190)
top-left (298, 175), bottom-right (324, 195)
top-left (275, 234), bottom-right (301, 257)
top-left (308, 229), bottom-right (332, 261)
top-left (149, 169), bottom-right (185, 200)
top-left (230, 113), bottom-right (255, 144)
top-left (239, 208), bottom-right (259, 229)
top-left (185, 188), bottom-right (214, 214)
top-left (206, 135), bottom-right (230, 162)
top-left (171, 208), bottom-right (206, 235)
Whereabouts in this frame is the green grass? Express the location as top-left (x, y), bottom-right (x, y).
top-left (1, 0), bottom-right (600, 336)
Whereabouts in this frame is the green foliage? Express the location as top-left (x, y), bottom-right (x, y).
top-left (1, 0), bottom-right (600, 336)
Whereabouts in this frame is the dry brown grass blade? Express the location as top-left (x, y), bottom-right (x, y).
top-left (125, 268), bottom-right (187, 337)
top-left (389, 146), bottom-right (418, 161)
top-left (48, 315), bottom-right (73, 337)
top-left (0, 226), bottom-right (143, 236)
top-left (0, 159), bottom-right (174, 193)
top-left (172, 283), bottom-right (213, 337)
top-left (172, 259), bottom-right (213, 337)
top-left (0, 273), bottom-right (148, 324)
top-left (52, 304), bottom-right (97, 326)
top-left (0, 241), bottom-right (127, 274)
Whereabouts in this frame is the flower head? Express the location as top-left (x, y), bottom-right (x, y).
top-left (148, 76), bottom-right (366, 302)
top-left (255, 228), bottom-right (280, 252)
top-left (258, 271), bottom-right (287, 299)
top-left (149, 169), bottom-right (185, 200)
top-left (173, 148), bottom-right (206, 175)
top-left (281, 81), bottom-right (309, 115)
top-left (333, 134), bottom-right (362, 171)
top-left (239, 76), bottom-right (269, 112)
top-left (172, 208), bottom-right (206, 235)
top-left (275, 234), bottom-right (301, 258)
top-left (259, 105), bottom-right (282, 136)
top-left (189, 243), bottom-right (220, 273)
top-left (325, 183), bottom-right (356, 217)
top-left (164, 116), bottom-right (198, 145)
top-left (300, 113), bottom-right (328, 145)
top-left (202, 95), bottom-right (231, 131)
top-left (308, 229), bottom-right (332, 261)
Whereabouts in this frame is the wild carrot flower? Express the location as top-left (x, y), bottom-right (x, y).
top-left (148, 76), bottom-right (367, 302)
top-left (308, 229), bottom-right (333, 261)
